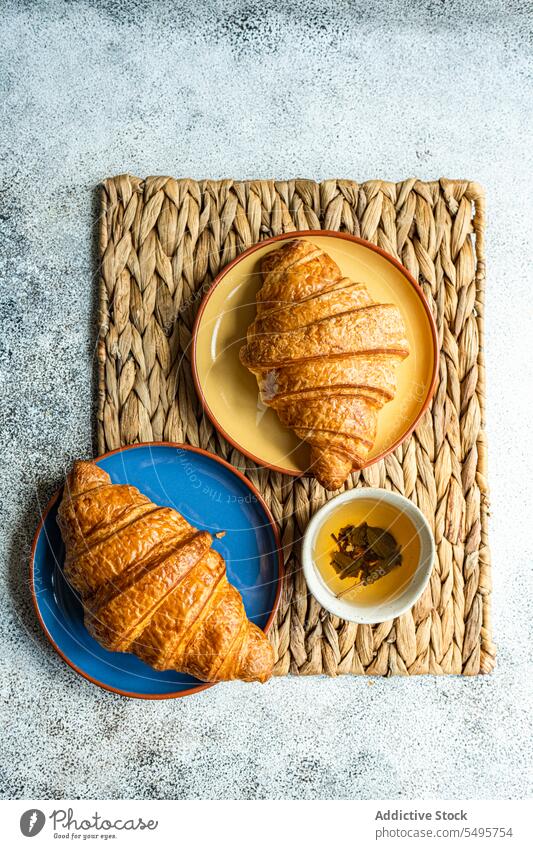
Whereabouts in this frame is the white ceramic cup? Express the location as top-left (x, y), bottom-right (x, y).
top-left (302, 487), bottom-right (435, 624)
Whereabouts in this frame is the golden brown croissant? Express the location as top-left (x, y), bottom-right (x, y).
top-left (57, 461), bottom-right (274, 683)
top-left (240, 239), bottom-right (410, 490)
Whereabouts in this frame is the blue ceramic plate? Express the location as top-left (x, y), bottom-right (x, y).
top-left (30, 443), bottom-right (283, 699)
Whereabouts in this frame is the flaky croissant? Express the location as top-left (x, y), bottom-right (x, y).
top-left (57, 461), bottom-right (274, 683)
top-left (240, 239), bottom-right (410, 490)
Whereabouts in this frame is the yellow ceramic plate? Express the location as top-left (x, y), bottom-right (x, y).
top-left (192, 231), bottom-right (438, 477)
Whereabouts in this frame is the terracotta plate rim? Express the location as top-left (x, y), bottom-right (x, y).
top-left (192, 230), bottom-right (439, 478)
top-left (29, 441), bottom-right (284, 700)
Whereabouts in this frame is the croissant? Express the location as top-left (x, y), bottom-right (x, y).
top-left (240, 239), bottom-right (410, 490)
top-left (56, 461), bottom-right (274, 683)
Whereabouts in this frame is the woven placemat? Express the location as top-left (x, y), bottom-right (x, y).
top-left (97, 175), bottom-right (495, 676)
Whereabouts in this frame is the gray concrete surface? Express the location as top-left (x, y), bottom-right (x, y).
top-left (1, 0), bottom-right (532, 800)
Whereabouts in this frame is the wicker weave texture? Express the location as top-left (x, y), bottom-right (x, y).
top-left (97, 175), bottom-right (495, 676)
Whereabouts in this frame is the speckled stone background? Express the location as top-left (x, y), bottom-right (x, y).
top-left (1, 0), bottom-right (532, 800)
